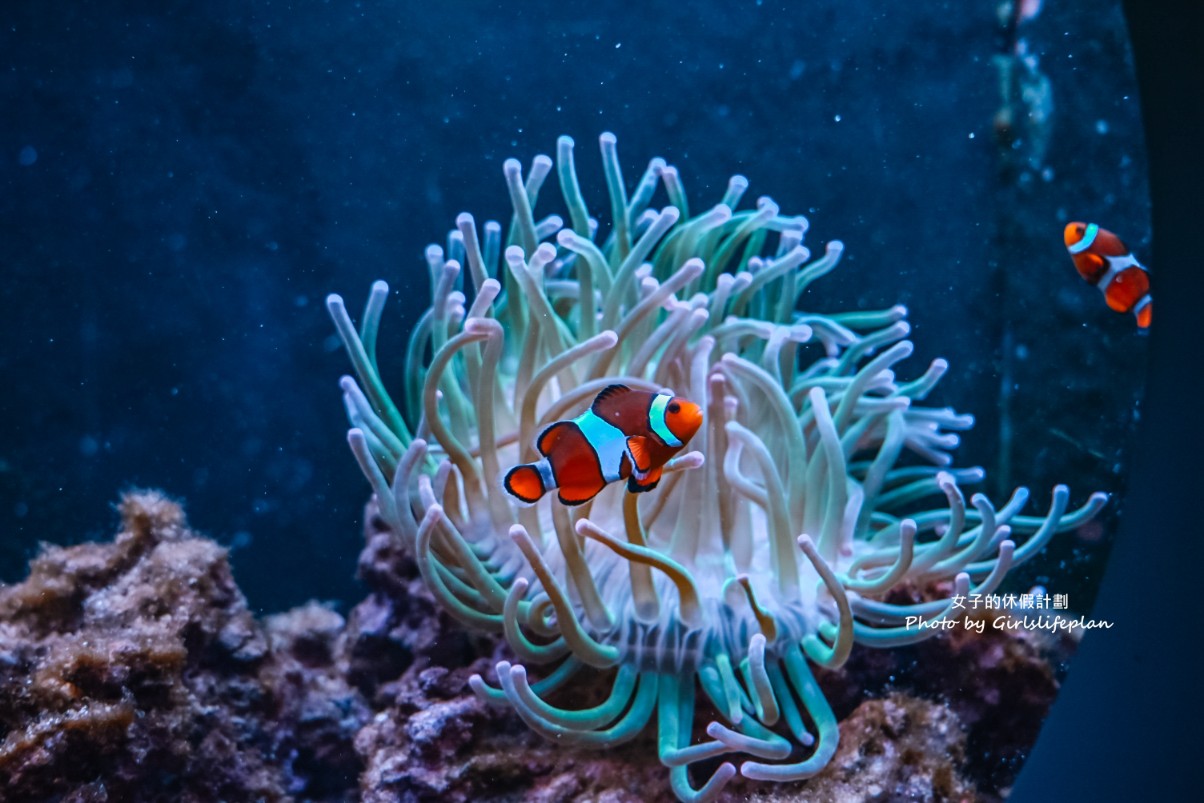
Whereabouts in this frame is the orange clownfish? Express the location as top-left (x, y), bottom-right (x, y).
top-left (503, 384), bottom-right (703, 506)
top-left (1063, 222), bottom-right (1152, 329)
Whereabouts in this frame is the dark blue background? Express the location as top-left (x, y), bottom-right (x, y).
top-left (1, 0), bottom-right (1147, 614)
top-left (1013, 1), bottom-right (1201, 799)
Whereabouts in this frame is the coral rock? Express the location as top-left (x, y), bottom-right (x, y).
top-left (0, 491), bottom-right (367, 801)
top-left (767, 693), bottom-right (976, 803)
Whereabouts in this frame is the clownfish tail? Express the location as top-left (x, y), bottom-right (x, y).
top-left (503, 462), bottom-right (548, 505)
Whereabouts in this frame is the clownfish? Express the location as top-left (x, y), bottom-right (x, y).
top-left (503, 384), bottom-right (703, 506)
top-left (1063, 222), bottom-right (1152, 329)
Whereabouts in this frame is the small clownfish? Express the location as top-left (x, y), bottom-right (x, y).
top-left (1063, 222), bottom-right (1152, 329)
top-left (503, 384), bottom-right (703, 506)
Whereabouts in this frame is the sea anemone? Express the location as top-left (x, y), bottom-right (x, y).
top-left (326, 133), bottom-right (1105, 801)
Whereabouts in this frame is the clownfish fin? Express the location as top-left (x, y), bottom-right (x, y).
top-left (553, 455), bottom-right (611, 505)
top-left (504, 464), bottom-right (546, 504)
top-left (627, 466), bottom-right (663, 493)
top-left (536, 421), bottom-right (575, 457)
top-left (626, 435), bottom-right (654, 476)
top-left (1135, 297), bottom-right (1152, 329)
top-left (557, 475), bottom-right (606, 506)
top-left (591, 383), bottom-right (632, 414)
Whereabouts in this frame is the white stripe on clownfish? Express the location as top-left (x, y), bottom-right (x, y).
top-left (534, 457), bottom-right (556, 491)
top-left (1068, 222), bottom-right (1099, 254)
top-left (649, 393), bottom-right (682, 448)
top-left (572, 408), bottom-right (630, 482)
top-left (1094, 251), bottom-right (1143, 294)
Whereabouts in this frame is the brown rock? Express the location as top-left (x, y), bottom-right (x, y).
top-left (0, 491), bottom-right (368, 801)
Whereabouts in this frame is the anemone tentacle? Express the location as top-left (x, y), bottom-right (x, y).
top-left (327, 133), bottom-right (1105, 800)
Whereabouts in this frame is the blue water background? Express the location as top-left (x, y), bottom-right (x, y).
top-left (1, 0), bottom-right (1147, 613)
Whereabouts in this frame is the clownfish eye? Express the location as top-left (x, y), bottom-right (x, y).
top-left (668, 402), bottom-right (680, 414)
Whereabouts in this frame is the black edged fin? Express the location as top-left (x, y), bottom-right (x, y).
top-left (557, 490), bottom-right (592, 506)
top-left (627, 465), bottom-right (663, 493)
top-left (627, 475), bottom-right (660, 494)
top-left (591, 383), bottom-right (632, 414)
top-left (537, 421), bottom-right (574, 456)
top-left (626, 435), bottom-right (653, 474)
top-left (503, 464), bottom-right (545, 504)
top-left (556, 471), bottom-right (606, 506)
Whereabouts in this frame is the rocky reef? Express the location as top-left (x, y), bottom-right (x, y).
top-left (0, 493), bottom-right (1079, 801)
top-left (0, 492), bottom-right (365, 801)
